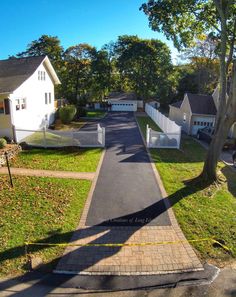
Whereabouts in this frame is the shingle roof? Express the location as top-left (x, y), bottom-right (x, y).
top-left (0, 56), bottom-right (45, 93)
top-left (170, 101), bottom-right (182, 108)
top-left (186, 93), bottom-right (217, 115)
top-left (108, 92), bottom-right (138, 101)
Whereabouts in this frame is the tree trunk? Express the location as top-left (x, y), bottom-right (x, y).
top-left (201, 60), bottom-right (236, 182)
top-left (200, 2), bottom-right (229, 181)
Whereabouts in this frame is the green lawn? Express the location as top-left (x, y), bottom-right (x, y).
top-left (137, 116), bottom-right (236, 263)
top-left (22, 131), bottom-right (71, 147)
top-left (0, 175), bottom-right (91, 276)
top-left (86, 110), bottom-right (106, 118)
top-left (136, 115), bottom-right (162, 138)
top-left (11, 148), bottom-right (102, 172)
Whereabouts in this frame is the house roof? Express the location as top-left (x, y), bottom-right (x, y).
top-left (170, 101), bottom-right (182, 108)
top-left (108, 92), bottom-right (140, 102)
top-left (186, 93), bottom-right (217, 115)
top-left (170, 93), bottom-right (217, 116)
top-left (0, 56), bottom-right (60, 94)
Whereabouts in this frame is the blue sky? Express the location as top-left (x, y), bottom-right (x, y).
top-left (0, 0), bottom-right (179, 62)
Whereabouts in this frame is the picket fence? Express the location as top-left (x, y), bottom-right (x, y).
top-left (145, 104), bottom-right (181, 149)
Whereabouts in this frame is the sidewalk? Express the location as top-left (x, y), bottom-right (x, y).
top-left (0, 167), bottom-right (95, 180)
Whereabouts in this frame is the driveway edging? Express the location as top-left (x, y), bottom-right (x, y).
top-left (134, 114), bottom-right (203, 270)
top-left (77, 149), bottom-right (106, 228)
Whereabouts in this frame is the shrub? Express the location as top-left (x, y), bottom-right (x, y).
top-left (3, 136), bottom-right (11, 144)
top-left (0, 138), bottom-right (7, 149)
top-left (59, 105), bottom-right (77, 124)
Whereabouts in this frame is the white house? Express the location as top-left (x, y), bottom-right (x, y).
top-left (0, 56), bottom-right (60, 141)
top-left (169, 89), bottom-right (236, 137)
top-left (107, 92), bottom-right (143, 112)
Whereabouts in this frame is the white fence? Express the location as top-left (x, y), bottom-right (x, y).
top-left (15, 124), bottom-right (105, 148)
top-left (145, 103), bottom-right (181, 149)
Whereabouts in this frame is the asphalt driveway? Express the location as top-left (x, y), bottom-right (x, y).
top-left (85, 112), bottom-right (170, 226)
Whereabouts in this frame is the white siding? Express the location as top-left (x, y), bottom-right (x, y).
top-left (229, 123), bottom-right (236, 138)
top-left (109, 100), bottom-right (137, 112)
top-left (10, 63), bottom-right (55, 131)
top-left (169, 95), bottom-right (192, 134)
top-left (191, 115), bottom-right (215, 135)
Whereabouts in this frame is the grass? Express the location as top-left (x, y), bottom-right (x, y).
top-left (136, 116), bottom-right (162, 138)
top-left (54, 120), bottom-right (86, 131)
top-left (11, 148), bottom-right (102, 172)
top-left (22, 131), bottom-right (71, 146)
top-left (137, 116), bottom-right (236, 263)
top-left (0, 175), bottom-right (91, 276)
top-left (86, 111), bottom-right (106, 118)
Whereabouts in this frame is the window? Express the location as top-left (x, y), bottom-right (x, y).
top-left (21, 98), bottom-right (26, 109)
top-left (45, 93), bottom-right (48, 104)
top-left (38, 70), bottom-right (46, 81)
top-left (0, 102), bottom-right (4, 114)
top-left (183, 113), bottom-right (186, 123)
top-left (49, 93), bottom-right (51, 104)
top-left (15, 99), bottom-right (20, 111)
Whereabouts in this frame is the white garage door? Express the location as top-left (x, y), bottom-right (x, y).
top-left (111, 102), bottom-right (137, 112)
top-left (191, 121), bottom-right (214, 135)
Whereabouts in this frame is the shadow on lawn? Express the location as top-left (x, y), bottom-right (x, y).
top-left (221, 166), bottom-right (236, 197)
top-left (0, 178), bottom-right (211, 296)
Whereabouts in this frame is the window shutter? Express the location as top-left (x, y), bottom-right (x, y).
top-left (4, 99), bottom-right (10, 114)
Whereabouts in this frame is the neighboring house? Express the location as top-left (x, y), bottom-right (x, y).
top-left (107, 92), bottom-right (143, 112)
top-left (0, 56), bottom-right (60, 141)
top-left (148, 100), bottom-right (160, 110)
top-left (169, 89), bottom-right (236, 137)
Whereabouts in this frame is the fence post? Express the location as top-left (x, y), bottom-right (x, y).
top-left (178, 128), bottom-right (181, 149)
top-left (43, 127), bottom-right (46, 148)
top-left (102, 128), bottom-right (105, 147)
top-left (12, 125), bottom-right (17, 143)
top-left (146, 124), bottom-right (150, 147)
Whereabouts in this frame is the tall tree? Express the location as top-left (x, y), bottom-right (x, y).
top-left (90, 49), bottom-right (113, 100)
top-left (141, 0), bottom-right (236, 181)
top-left (17, 35), bottom-right (63, 70)
top-left (181, 36), bottom-right (220, 94)
top-left (114, 35), bottom-right (174, 102)
top-left (63, 44), bottom-right (95, 103)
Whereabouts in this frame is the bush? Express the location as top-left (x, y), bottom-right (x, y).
top-left (0, 138), bottom-right (7, 149)
top-left (59, 105), bottom-right (77, 124)
top-left (3, 136), bottom-right (11, 144)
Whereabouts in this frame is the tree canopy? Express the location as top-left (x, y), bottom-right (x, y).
top-left (114, 35), bottom-right (174, 102)
top-left (141, 0), bottom-right (236, 181)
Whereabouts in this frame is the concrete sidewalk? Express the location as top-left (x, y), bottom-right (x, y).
top-left (0, 167), bottom-right (95, 180)
top-left (55, 112), bottom-right (203, 276)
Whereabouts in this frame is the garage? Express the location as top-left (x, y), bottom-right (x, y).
top-left (191, 116), bottom-right (215, 135)
top-left (107, 92), bottom-right (142, 112)
top-left (111, 101), bottom-right (137, 112)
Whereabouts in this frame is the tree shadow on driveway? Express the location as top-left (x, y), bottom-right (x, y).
top-left (0, 178), bottom-right (211, 296)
